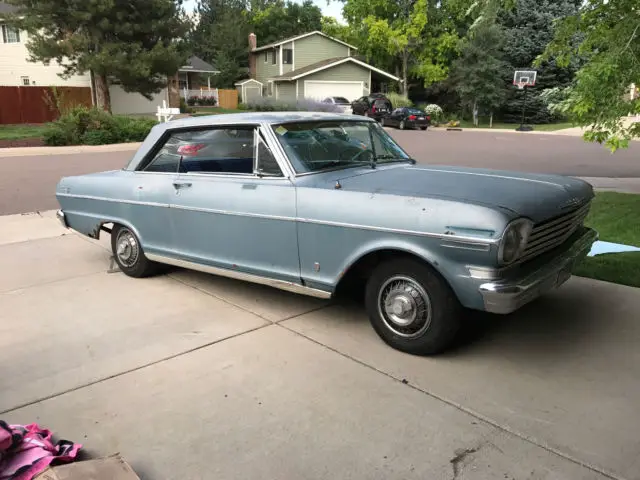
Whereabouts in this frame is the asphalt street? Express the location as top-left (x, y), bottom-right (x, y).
top-left (1, 129), bottom-right (639, 215)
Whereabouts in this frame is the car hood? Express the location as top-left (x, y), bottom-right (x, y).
top-left (332, 165), bottom-right (594, 224)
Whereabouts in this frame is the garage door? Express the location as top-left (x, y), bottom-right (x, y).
top-left (245, 86), bottom-right (261, 102)
top-left (304, 81), bottom-right (364, 102)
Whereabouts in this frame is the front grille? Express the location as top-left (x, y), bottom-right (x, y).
top-left (520, 201), bottom-right (591, 263)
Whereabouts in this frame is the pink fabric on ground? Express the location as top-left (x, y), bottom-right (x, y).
top-left (0, 421), bottom-right (82, 480)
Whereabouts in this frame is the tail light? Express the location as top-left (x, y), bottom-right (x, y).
top-left (177, 143), bottom-right (206, 155)
top-left (408, 115), bottom-right (416, 120)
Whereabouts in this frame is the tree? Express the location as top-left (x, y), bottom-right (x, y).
top-left (538, 0), bottom-right (640, 150)
top-left (451, 22), bottom-right (508, 125)
top-left (7, 0), bottom-right (191, 112)
top-left (497, 0), bottom-right (583, 124)
top-left (250, 0), bottom-right (323, 46)
top-left (190, 0), bottom-right (252, 87)
top-left (342, 0), bottom-right (429, 94)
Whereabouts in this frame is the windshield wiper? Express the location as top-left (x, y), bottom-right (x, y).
top-left (375, 155), bottom-right (416, 164)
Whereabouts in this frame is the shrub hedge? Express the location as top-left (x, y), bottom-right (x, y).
top-left (43, 106), bottom-right (158, 146)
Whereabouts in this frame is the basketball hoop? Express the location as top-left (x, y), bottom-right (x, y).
top-left (513, 70), bottom-right (537, 89)
top-left (513, 69), bottom-right (537, 131)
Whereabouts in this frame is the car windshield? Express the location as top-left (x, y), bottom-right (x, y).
top-left (406, 108), bottom-right (424, 115)
top-left (332, 97), bottom-right (350, 104)
top-left (271, 120), bottom-right (411, 174)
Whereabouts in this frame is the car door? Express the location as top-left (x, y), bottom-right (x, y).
top-left (387, 108), bottom-right (402, 126)
top-left (126, 150), bottom-right (184, 256)
top-left (166, 125), bottom-right (301, 284)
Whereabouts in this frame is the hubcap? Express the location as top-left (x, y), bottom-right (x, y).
top-left (400, 121), bottom-right (405, 129)
top-left (377, 276), bottom-right (432, 338)
top-left (115, 229), bottom-right (139, 268)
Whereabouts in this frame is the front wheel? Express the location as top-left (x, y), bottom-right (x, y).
top-left (365, 258), bottom-right (463, 355)
top-left (110, 224), bottom-right (161, 278)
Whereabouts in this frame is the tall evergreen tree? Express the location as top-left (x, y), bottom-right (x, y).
top-left (496, 0), bottom-right (583, 123)
top-left (7, 0), bottom-right (191, 112)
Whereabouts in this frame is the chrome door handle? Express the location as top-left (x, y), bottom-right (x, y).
top-left (172, 181), bottom-right (192, 190)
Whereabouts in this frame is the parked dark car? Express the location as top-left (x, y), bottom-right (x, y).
top-left (382, 107), bottom-right (431, 130)
top-left (351, 94), bottom-right (392, 121)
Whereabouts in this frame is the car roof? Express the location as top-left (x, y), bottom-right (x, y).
top-left (124, 111), bottom-right (375, 171)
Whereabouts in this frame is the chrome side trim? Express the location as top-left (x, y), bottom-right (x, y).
top-left (56, 193), bottom-right (169, 208)
top-left (146, 253), bottom-right (333, 299)
top-left (297, 217), bottom-right (501, 244)
top-left (56, 193), bottom-right (499, 245)
top-left (168, 204), bottom-right (296, 222)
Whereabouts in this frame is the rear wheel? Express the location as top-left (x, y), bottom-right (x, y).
top-left (381, 117), bottom-right (386, 127)
top-left (399, 120), bottom-right (406, 130)
top-left (420, 126), bottom-right (428, 131)
top-left (110, 224), bottom-right (161, 278)
top-left (364, 258), bottom-right (463, 355)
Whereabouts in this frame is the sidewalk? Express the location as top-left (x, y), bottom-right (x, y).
top-left (0, 142), bottom-right (142, 158)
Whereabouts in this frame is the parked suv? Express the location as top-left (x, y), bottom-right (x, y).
top-left (351, 94), bottom-right (392, 121)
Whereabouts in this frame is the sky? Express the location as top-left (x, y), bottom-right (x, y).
top-left (182, 0), bottom-right (345, 23)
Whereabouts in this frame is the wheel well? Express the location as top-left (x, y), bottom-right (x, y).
top-left (334, 249), bottom-right (443, 299)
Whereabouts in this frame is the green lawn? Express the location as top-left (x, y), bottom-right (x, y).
top-left (450, 120), bottom-right (574, 131)
top-left (0, 124), bottom-right (47, 140)
top-left (574, 192), bottom-right (640, 288)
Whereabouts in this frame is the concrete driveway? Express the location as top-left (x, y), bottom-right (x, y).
top-left (1, 213), bottom-right (639, 479)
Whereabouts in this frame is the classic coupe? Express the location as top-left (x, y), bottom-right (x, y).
top-left (56, 112), bottom-right (597, 355)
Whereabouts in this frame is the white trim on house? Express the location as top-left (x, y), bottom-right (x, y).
top-left (279, 45), bottom-right (283, 76)
top-left (251, 31), bottom-right (358, 52)
top-left (287, 57), bottom-right (400, 82)
top-left (292, 41), bottom-right (295, 70)
top-left (235, 79), bottom-right (263, 86)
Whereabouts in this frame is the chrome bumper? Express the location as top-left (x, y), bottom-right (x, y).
top-left (56, 209), bottom-right (68, 228)
top-left (479, 228), bottom-right (598, 314)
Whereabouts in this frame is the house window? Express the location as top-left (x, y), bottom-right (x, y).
top-left (272, 49), bottom-right (277, 65)
top-left (264, 51), bottom-right (268, 63)
top-left (1, 25), bottom-right (20, 43)
top-left (20, 76), bottom-right (30, 86)
top-left (283, 48), bottom-right (293, 65)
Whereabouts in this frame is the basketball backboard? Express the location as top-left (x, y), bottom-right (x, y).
top-left (513, 70), bottom-right (537, 89)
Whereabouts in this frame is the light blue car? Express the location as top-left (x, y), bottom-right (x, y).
top-left (56, 112), bottom-right (597, 355)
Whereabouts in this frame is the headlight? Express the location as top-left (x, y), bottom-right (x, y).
top-left (498, 218), bottom-right (533, 265)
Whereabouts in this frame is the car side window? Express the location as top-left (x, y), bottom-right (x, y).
top-left (143, 127), bottom-right (256, 175)
top-left (256, 138), bottom-right (283, 176)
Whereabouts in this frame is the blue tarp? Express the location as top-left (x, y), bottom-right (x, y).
top-left (588, 241), bottom-right (640, 257)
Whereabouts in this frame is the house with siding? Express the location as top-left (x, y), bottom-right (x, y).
top-left (236, 31), bottom-right (399, 104)
top-left (0, 2), bottom-right (218, 116)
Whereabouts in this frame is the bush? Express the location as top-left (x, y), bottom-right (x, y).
top-left (387, 92), bottom-right (413, 108)
top-left (186, 95), bottom-right (217, 107)
top-left (423, 104), bottom-right (444, 121)
top-left (180, 97), bottom-right (195, 114)
top-left (245, 97), bottom-right (342, 113)
top-left (43, 106), bottom-right (158, 146)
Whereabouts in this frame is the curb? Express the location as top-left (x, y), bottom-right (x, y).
top-left (0, 142), bottom-right (142, 158)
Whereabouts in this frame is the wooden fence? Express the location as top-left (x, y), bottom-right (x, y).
top-left (0, 86), bottom-right (92, 124)
top-left (217, 89), bottom-right (238, 110)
